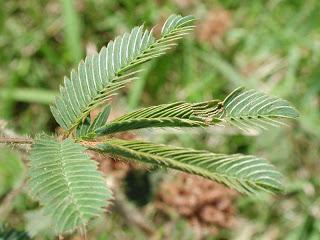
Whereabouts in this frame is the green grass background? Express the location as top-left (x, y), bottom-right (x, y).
top-left (0, 0), bottom-right (320, 239)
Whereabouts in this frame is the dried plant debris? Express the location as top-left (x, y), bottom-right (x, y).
top-left (197, 9), bottom-right (232, 46)
top-left (157, 173), bottom-right (238, 236)
top-left (172, 0), bottom-right (197, 9)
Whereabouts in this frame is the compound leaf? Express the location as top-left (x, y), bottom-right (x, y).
top-left (93, 139), bottom-right (283, 194)
top-left (28, 136), bottom-right (112, 234)
top-left (50, 15), bottom-right (195, 132)
top-left (79, 100), bottom-right (223, 138)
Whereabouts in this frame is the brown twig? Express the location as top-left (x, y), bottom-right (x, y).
top-left (0, 174), bottom-right (27, 221)
top-left (0, 137), bottom-right (34, 144)
top-left (112, 189), bottom-right (155, 235)
top-left (0, 120), bottom-right (33, 153)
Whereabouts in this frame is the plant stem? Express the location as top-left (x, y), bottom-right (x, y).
top-left (0, 137), bottom-right (34, 144)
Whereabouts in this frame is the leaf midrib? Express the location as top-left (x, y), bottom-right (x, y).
top-left (57, 143), bottom-right (86, 228)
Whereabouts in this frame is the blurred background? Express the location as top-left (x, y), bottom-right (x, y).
top-left (0, 0), bottom-right (320, 239)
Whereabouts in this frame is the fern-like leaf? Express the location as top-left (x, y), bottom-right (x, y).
top-left (28, 136), bottom-right (112, 233)
top-left (78, 100), bottom-right (223, 139)
top-left (50, 15), bottom-right (195, 132)
top-left (221, 87), bottom-right (299, 133)
top-left (91, 139), bottom-right (283, 194)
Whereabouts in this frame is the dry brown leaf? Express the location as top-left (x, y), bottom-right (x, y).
top-left (157, 172), bottom-right (238, 236)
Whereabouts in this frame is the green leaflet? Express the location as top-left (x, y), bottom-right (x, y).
top-left (28, 135), bottom-right (112, 234)
top-left (93, 139), bottom-right (283, 194)
top-left (50, 15), bottom-right (195, 132)
top-left (76, 104), bottom-right (111, 139)
top-left (78, 100), bottom-right (223, 139)
top-left (221, 87), bottom-right (299, 133)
